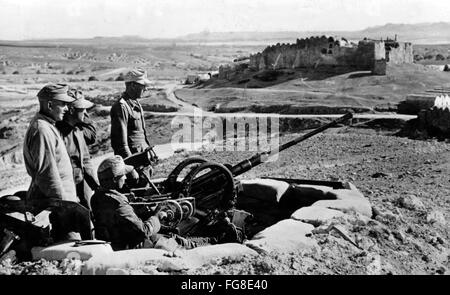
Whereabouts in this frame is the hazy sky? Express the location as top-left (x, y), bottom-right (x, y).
top-left (1, 0), bottom-right (449, 40)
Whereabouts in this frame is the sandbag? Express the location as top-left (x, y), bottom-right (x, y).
top-left (31, 240), bottom-right (113, 261)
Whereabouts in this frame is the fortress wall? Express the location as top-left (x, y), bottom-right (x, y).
top-left (334, 46), bottom-right (361, 68)
top-left (353, 41), bottom-right (376, 70)
top-left (387, 42), bottom-right (414, 64)
top-left (249, 37), bottom-right (356, 71)
top-left (374, 42), bottom-right (386, 60)
top-left (249, 53), bottom-right (262, 71)
top-left (230, 37), bottom-right (413, 78)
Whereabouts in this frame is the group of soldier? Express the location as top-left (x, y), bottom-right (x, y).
top-left (22, 68), bottom-right (241, 252)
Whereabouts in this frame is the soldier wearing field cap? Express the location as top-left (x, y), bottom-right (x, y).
top-left (91, 155), bottom-right (244, 251)
top-left (110, 68), bottom-right (156, 184)
top-left (56, 89), bottom-right (98, 209)
top-left (23, 83), bottom-right (78, 202)
top-left (90, 155), bottom-right (163, 250)
top-left (110, 68), bottom-right (153, 158)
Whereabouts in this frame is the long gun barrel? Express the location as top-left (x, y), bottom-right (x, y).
top-left (230, 112), bottom-right (353, 177)
top-left (188, 112), bottom-right (353, 193)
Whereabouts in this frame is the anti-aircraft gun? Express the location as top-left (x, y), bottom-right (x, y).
top-left (122, 112), bottom-right (353, 234)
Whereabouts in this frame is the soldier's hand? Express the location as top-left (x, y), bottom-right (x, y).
top-left (128, 169), bottom-right (139, 180)
top-left (153, 203), bottom-right (167, 220)
top-left (157, 211), bottom-right (168, 220)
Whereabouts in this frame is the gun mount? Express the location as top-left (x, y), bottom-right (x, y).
top-left (123, 112), bottom-right (353, 233)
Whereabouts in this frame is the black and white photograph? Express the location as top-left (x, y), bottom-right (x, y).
top-left (0, 0), bottom-right (449, 278)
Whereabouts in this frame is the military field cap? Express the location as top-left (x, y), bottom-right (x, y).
top-left (37, 83), bottom-right (75, 103)
top-left (68, 89), bottom-right (94, 109)
top-left (97, 155), bottom-right (134, 180)
top-left (124, 68), bottom-right (151, 86)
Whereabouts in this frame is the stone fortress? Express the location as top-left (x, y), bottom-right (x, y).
top-left (219, 35), bottom-right (413, 79)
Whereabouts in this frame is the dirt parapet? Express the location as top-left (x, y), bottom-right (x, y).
top-left (212, 104), bottom-right (372, 115)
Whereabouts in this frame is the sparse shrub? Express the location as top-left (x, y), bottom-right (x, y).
top-left (1, 71), bottom-right (6, 75)
top-left (0, 126), bottom-right (14, 139)
top-left (436, 54), bottom-right (445, 61)
top-left (106, 77), bottom-right (114, 81)
top-left (68, 78), bottom-right (83, 82)
top-left (66, 70), bottom-right (74, 75)
top-left (414, 54), bottom-right (424, 61)
top-left (88, 76), bottom-right (98, 81)
top-left (237, 78), bottom-right (250, 84)
top-left (12, 70), bottom-right (19, 75)
top-left (424, 54), bottom-right (435, 60)
top-left (36, 70), bottom-right (41, 74)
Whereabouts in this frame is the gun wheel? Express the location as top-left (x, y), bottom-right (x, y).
top-left (181, 162), bottom-right (235, 212)
top-left (166, 157), bottom-right (207, 194)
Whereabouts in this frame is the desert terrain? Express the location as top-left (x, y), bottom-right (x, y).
top-left (0, 29), bottom-right (449, 275)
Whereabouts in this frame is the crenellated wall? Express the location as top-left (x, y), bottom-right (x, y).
top-left (386, 42), bottom-right (414, 64)
top-left (220, 36), bottom-right (414, 79)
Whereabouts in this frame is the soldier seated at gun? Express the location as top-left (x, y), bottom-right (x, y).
top-left (90, 155), bottom-right (244, 251)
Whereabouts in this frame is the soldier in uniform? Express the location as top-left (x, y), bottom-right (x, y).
top-left (90, 156), bottom-right (241, 251)
top-left (110, 68), bottom-right (155, 184)
top-left (23, 83), bottom-right (77, 202)
top-left (56, 89), bottom-right (98, 210)
top-left (24, 84), bottom-right (90, 241)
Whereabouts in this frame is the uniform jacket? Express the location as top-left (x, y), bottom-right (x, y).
top-left (56, 120), bottom-right (98, 208)
top-left (23, 112), bottom-right (78, 202)
top-left (90, 188), bottom-right (161, 250)
top-left (110, 97), bottom-right (151, 159)
top-left (56, 120), bottom-right (98, 186)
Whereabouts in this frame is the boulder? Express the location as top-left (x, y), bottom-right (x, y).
top-left (312, 187), bottom-right (372, 217)
top-left (426, 210), bottom-right (447, 226)
top-left (31, 241), bottom-right (113, 262)
top-left (291, 206), bottom-right (345, 226)
top-left (397, 195), bottom-right (425, 211)
top-left (245, 219), bottom-right (317, 254)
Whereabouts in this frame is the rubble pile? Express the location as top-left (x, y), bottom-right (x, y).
top-left (399, 94), bottom-right (450, 139)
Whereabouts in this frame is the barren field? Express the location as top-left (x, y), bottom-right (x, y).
top-left (176, 63), bottom-right (450, 114)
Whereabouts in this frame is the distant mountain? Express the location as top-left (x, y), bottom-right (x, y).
top-left (176, 22), bottom-right (450, 44)
top-left (359, 22), bottom-right (450, 44)
top-left (1, 22), bottom-right (449, 46)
